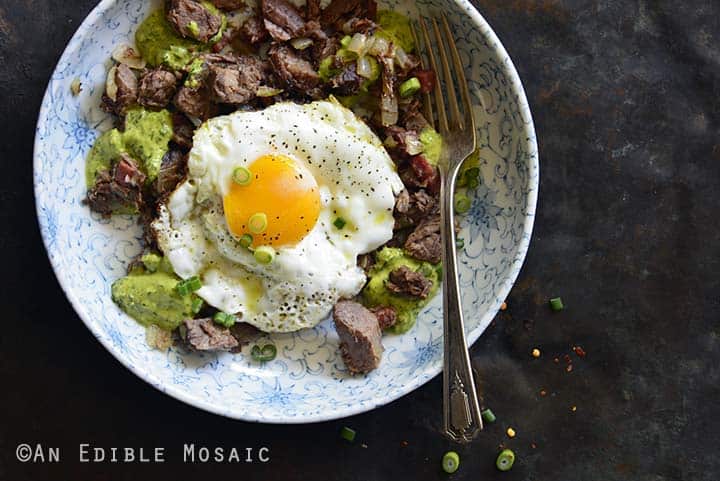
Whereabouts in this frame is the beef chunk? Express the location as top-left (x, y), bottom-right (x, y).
top-left (402, 108), bottom-right (430, 133)
top-left (207, 56), bottom-right (266, 104)
top-left (330, 63), bottom-right (362, 95)
top-left (400, 154), bottom-right (440, 194)
top-left (174, 85), bottom-right (218, 120)
top-left (269, 44), bottom-right (320, 91)
top-left (154, 149), bottom-right (187, 198)
top-left (320, 0), bottom-right (361, 26)
top-left (229, 322), bottom-right (262, 352)
top-left (404, 214), bottom-right (442, 264)
top-left (369, 306), bottom-right (397, 330)
top-left (184, 318), bottom-right (239, 351)
top-left (85, 154), bottom-right (146, 216)
top-left (357, 253), bottom-right (375, 273)
top-left (238, 15), bottom-right (269, 44)
top-left (138, 68), bottom-right (178, 108)
top-left (386, 266), bottom-right (433, 299)
top-left (306, 0), bottom-right (321, 20)
top-left (102, 64), bottom-right (138, 115)
top-left (333, 300), bottom-right (384, 374)
top-left (167, 0), bottom-right (224, 43)
top-left (394, 189), bottom-right (436, 227)
top-left (208, 0), bottom-right (245, 10)
top-left (261, 0), bottom-right (306, 41)
top-left (343, 17), bottom-right (377, 34)
top-left (385, 125), bottom-right (421, 159)
top-left (171, 112), bottom-right (195, 150)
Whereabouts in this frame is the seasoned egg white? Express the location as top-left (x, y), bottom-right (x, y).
top-left (153, 100), bottom-right (403, 332)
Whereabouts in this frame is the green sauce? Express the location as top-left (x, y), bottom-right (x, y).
top-left (111, 270), bottom-right (196, 330)
top-left (85, 107), bottom-right (173, 187)
top-left (419, 126), bottom-right (442, 166)
top-left (135, 9), bottom-right (202, 69)
top-left (362, 247), bottom-right (440, 333)
top-left (377, 10), bottom-right (415, 52)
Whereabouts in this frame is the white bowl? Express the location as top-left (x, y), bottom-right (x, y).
top-left (34, 0), bottom-right (538, 423)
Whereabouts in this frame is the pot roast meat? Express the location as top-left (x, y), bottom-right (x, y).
top-left (138, 68), bottom-right (178, 109)
top-left (386, 265), bottom-right (433, 299)
top-left (153, 149), bottom-right (187, 198)
top-left (238, 15), bottom-right (269, 45)
top-left (171, 112), bottom-right (195, 150)
top-left (394, 188), bottom-right (436, 227)
top-left (102, 63), bottom-right (138, 115)
top-left (85, 154), bottom-right (146, 217)
top-left (207, 56), bottom-right (266, 104)
top-left (369, 305), bottom-right (397, 330)
top-left (166, 0), bottom-right (224, 43)
top-left (184, 318), bottom-right (239, 351)
top-left (208, 0), bottom-right (245, 10)
top-left (268, 44), bottom-right (320, 91)
top-left (333, 300), bottom-right (384, 374)
top-left (404, 213), bottom-right (442, 264)
top-left (261, 0), bottom-right (306, 41)
top-left (174, 84), bottom-right (218, 120)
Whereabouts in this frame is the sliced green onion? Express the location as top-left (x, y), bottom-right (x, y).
top-left (399, 77), bottom-right (421, 98)
top-left (191, 296), bottom-right (204, 314)
top-left (454, 194), bottom-right (472, 214)
top-left (340, 35), bottom-right (352, 48)
top-left (481, 408), bottom-right (496, 423)
top-left (253, 245), bottom-right (275, 264)
top-left (239, 234), bottom-right (253, 248)
top-left (550, 297), bottom-right (564, 311)
top-left (496, 449), bottom-right (515, 471)
top-left (340, 426), bottom-right (356, 442)
top-left (213, 311), bottom-right (237, 328)
top-left (232, 166), bottom-right (252, 185)
top-left (464, 167), bottom-right (480, 188)
top-left (251, 344), bottom-right (277, 362)
top-left (333, 217), bottom-right (347, 229)
top-left (175, 276), bottom-right (202, 296)
top-left (442, 451), bottom-right (460, 473)
top-left (455, 237), bottom-right (465, 250)
top-left (248, 212), bottom-right (268, 234)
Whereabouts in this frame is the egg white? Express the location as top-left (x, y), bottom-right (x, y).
top-left (153, 100), bottom-right (404, 332)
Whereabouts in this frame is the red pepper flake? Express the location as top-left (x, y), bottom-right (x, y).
top-left (531, 442), bottom-right (538, 449)
top-left (566, 364), bottom-right (573, 372)
top-left (563, 354), bottom-right (572, 364)
top-left (573, 346), bottom-right (587, 357)
top-left (539, 389), bottom-right (547, 397)
top-left (500, 301), bottom-right (508, 311)
top-left (553, 357), bottom-right (560, 364)
top-left (400, 440), bottom-right (409, 447)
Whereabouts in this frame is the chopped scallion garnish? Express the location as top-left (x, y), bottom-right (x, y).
top-left (191, 296), bottom-right (204, 314)
top-left (251, 344), bottom-right (277, 362)
top-left (496, 449), bottom-right (515, 471)
top-left (248, 212), bottom-right (268, 234)
top-left (454, 194), bottom-right (472, 214)
top-left (213, 311), bottom-right (236, 328)
top-left (232, 166), bottom-right (252, 186)
top-left (442, 451), bottom-right (460, 473)
top-left (340, 426), bottom-right (356, 442)
top-left (333, 217), bottom-right (347, 229)
top-left (481, 408), bottom-right (496, 423)
top-left (239, 233), bottom-right (253, 248)
top-left (550, 297), bottom-right (564, 311)
top-left (253, 245), bottom-right (275, 264)
top-left (399, 77), bottom-right (421, 97)
top-left (175, 276), bottom-right (202, 296)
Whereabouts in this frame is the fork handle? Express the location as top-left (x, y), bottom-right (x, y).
top-left (440, 165), bottom-right (483, 443)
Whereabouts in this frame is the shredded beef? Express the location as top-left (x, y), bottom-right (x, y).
top-left (208, 0), bottom-right (245, 10)
top-left (167, 0), bottom-right (224, 43)
top-left (306, 0), bottom-right (321, 20)
top-left (137, 68), bottom-right (178, 108)
top-left (386, 265), bottom-right (432, 298)
top-left (357, 253), bottom-right (375, 273)
top-left (174, 84), bottom-right (218, 120)
top-left (171, 112), bottom-right (195, 150)
top-left (320, 0), bottom-right (361, 26)
top-left (333, 300), bottom-right (384, 374)
top-left (343, 17), bottom-right (377, 34)
top-left (369, 306), bottom-right (397, 330)
top-left (184, 318), bottom-right (239, 351)
top-left (330, 63), bottom-right (363, 95)
top-left (229, 323), bottom-right (262, 352)
top-left (154, 149), bottom-right (187, 198)
top-left (404, 214), bottom-right (442, 264)
top-left (85, 154), bottom-right (146, 216)
top-left (207, 55), bottom-right (266, 104)
top-left (269, 44), bottom-right (320, 91)
top-left (238, 15), bottom-right (269, 44)
top-left (261, 0), bottom-right (306, 41)
top-left (394, 188), bottom-right (436, 227)
top-left (102, 64), bottom-right (138, 115)
top-left (400, 154), bottom-right (440, 193)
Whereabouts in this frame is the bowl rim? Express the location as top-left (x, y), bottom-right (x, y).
top-left (33, 0), bottom-right (538, 423)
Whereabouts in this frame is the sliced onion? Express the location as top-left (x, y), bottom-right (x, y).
top-left (368, 35), bottom-right (390, 56)
top-left (111, 44), bottom-right (146, 70)
top-left (405, 134), bottom-right (424, 155)
top-left (394, 46), bottom-right (412, 69)
top-left (347, 33), bottom-right (368, 56)
top-left (105, 65), bottom-right (118, 102)
top-left (290, 37), bottom-right (313, 50)
top-left (256, 86), bottom-right (283, 97)
top-left (380, 94), bottom-right (398, 126)
top-left (356, 56), bottom-right (373, 79)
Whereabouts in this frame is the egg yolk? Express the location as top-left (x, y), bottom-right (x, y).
top-left (223, 154), bottom-right (321, 248)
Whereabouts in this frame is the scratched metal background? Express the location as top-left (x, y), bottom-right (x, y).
top-left (1, 0), bottom-right (719, 479)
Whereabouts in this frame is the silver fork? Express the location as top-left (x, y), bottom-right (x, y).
top-left (413, 15), bottom-right (483, 443)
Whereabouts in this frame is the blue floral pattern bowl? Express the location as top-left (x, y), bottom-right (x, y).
top-left (34, 0), bottom-right (538, 422)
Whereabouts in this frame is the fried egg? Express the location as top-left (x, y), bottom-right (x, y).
top-left (153, 100), bottom-right (403, 332)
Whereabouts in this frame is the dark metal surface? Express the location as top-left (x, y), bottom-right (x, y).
top-left (1, 0), bottom-right (719, 479)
